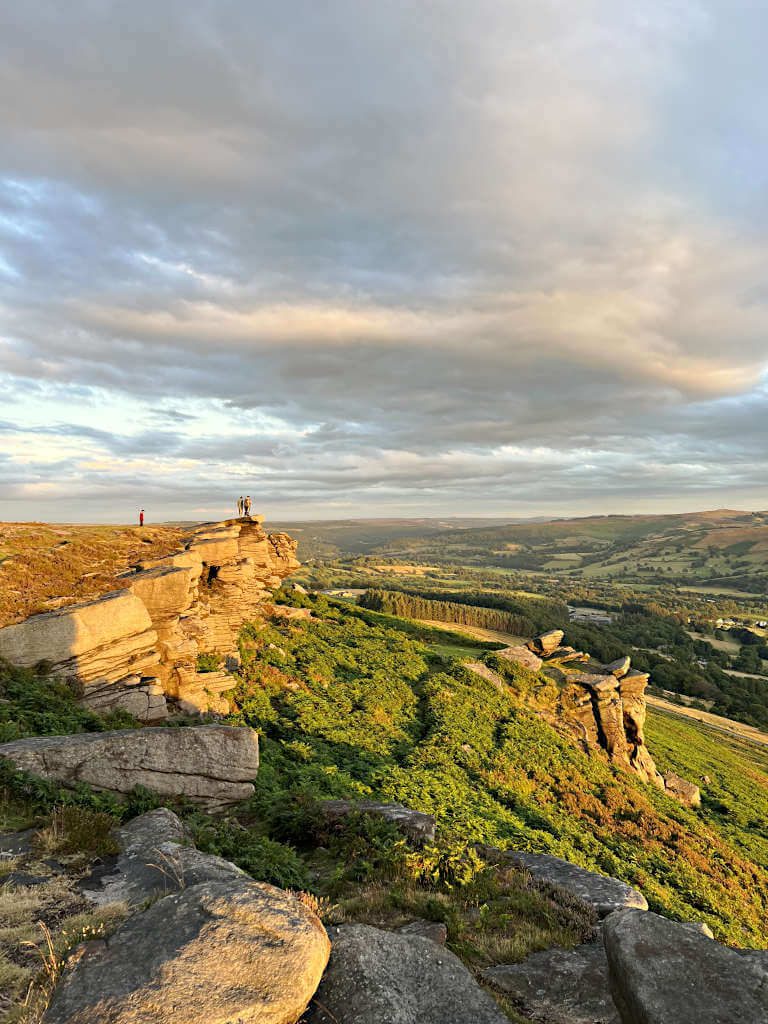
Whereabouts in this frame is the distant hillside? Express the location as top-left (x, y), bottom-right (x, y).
top-left (265, 517), bottom-right (545, 560)
top-left (368, 510), bottom-right (768, 594)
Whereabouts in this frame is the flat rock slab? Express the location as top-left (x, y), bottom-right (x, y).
top-left (45, 877), bottom-right (330, 1024)
top-left (0, 724), bottom-right (259, 809)
top-left (80, 808), bottom-right (246, 907)
top-left (319, 800), bottom-right (436, 845)
top-left (497, 645), bottom-right (543, 672)
top-left (484, 942), bottom-right (620, 1024)
top-left (306, 923), bottom-right (509, 1024)
top-left (603, 909), bottom-right (768, 1024)
top-left (497, 851), bottom-right (647, 917)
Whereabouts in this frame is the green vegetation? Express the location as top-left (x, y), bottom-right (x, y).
top-left (0, 660), bottom-right (142, 743)
top-left (216, 595), bottom-right (768, 947)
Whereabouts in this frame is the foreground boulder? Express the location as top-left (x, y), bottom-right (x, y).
top-left (663, 771), bottom-right (701, 808)
top-left (307, 923), bottom-right (509, 1024)
top-left (602, 909), bottom-right (768, 1024)
top-left (484, 941), bottom-right (620, 1024)
top-left (478, 848), bottom-right (646, 917)
top-left (527, 630), bottom-right (565, 656)
top-left (44, 877), bottom-right (330, 1024)
top-left (0, 725), bottom-right (258, 809)
top-left (81, 808), bottom-right (247, 907)
top-left (319, 799), bottom-right (436, 845)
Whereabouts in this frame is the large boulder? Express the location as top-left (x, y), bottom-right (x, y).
top-left (0, 590), bottom-right (160, 686)
top-left (602, 909), bottom-right (768, 1024)
top-left (479, 849), bottom-right (646, 917)
top-left (319, 800), bottom-right (436, 845)
top-left (484, 941), bottom-right (620, 1024)
top-left (80, 808), bottom-right (246, 907)
top-left (663, 772), bottom-right (701, 808)
top-left (496, 645), bottom-right (543, 672)
top-left (44, 877), bottom-right (330, 1024)
top-left (528, 630), bottom-right (565, 656)
top-left (306, 923), bottom-right (509, 1024)
top-left (0, 725), bottom-right (259, 809)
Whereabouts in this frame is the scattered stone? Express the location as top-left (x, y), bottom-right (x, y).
top-left (306, 923), bottom-right (509, 1024)
top-left (44, 877), bottom-right (330, 1024)
top-left (602, 909), bottom-right (768, 1024)
top-left (0, 725), bottom-right (259, 809)
top-left (480, 849), bottom-right (646, 917)
top-left (496, 645), bottom-right (543, 672)
top-left (397, 919), bottom-right (448, 944)
top-left (319, 800), bottom-right (436, 846)
top-left (663, 772), bottom-right (701, 808)
top-left (701, 774), bottom-right (712, 785)
top-left (484, 941), bottom-right (620, 1024)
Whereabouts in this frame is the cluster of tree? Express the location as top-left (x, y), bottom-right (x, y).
top-left (358, 589), bottom-right (539, 635)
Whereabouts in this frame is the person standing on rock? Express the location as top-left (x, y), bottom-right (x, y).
top-left (139, 509), bottom-right (144, 527)
top-left (237, 496), bottom-right (244, 517)
top-left (244, 495), bottom-right (252, 517)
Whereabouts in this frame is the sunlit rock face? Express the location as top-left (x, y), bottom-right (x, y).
top-left (0, 515), bottom-right (299, 720)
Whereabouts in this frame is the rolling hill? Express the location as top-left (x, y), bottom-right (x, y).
top-left (367, 510), bottom-right (768, 593)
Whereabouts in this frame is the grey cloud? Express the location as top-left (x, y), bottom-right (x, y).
top-left (2, 2), bottom-right (768, 519)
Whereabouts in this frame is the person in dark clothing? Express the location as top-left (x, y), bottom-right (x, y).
top-left (237, 496), bottom-right (244, 516)
top-left (244, 495), bottom-right (252, 517)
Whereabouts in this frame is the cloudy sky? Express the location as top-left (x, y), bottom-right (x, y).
top-left (2, 1), bottom-right (767, 523)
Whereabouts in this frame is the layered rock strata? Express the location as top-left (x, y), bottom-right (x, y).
top-left (0, 515), bottom-right (299, 720)
top-left (493, 636), bottom-right (699, 804)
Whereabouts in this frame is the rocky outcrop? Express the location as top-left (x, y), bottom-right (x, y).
top-left (557, 660), bottom-right (669, 793)
top-left (602, 909), bottom-right (768, 1024)
top-left (319, 800), bottom-right (436, 846)
top-left (527, 629), bottom-right (565, 656)
top-left (307, 923), bottom-right (510, 1024)
top-left (484, 942), bottom-right (620, 1024)
top-left (45, 877), bottom-right (329, 1024)
top-left (478, 847), bottom-right (646, 917)
top-left (0, 725), bottom-right (259, 809)
top-left (0, 514), bottom-right (299, 720)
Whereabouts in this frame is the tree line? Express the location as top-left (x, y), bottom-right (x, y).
top-left (359, 588), bottom-right (546, 636)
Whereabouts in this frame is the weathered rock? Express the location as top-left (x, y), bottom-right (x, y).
top-left (80, 808), bottom-right (246, 907)
top-left (319, 800), bottom-right (436, 845)
top-left (497, 645), bottom-right (543, 672)
top-left (602, 909), bottom-right (768, 1024)
top-left (0, 725), bottom-right (259, 809)
top-left (44, 877), bottom-right (330, 1024)
top-left (603, 656), bottom-right (631, 678)
top-left (0, 516), bottom-right (300, 721)
top-left (466, 661), bottom-right (505, 691)
top-left (484, 941), bottom-right (620, 1024)
top-left (0, 590), bottom-right (160, 689)
top-left (481, 849), bottom-right (646, 917)
top-left (397, 919), bottom-right (448, 944)
top-left (528, 629), bottom-right (565, 656)
top-left (307, 924), bottom-right (509, 1024)
top-left (663, 772), bottom-right (701, 808)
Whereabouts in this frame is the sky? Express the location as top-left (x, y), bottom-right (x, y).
top-left (2, 1), bottom-right (768, 523)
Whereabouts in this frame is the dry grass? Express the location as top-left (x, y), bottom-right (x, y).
top-left (0, 522), bottom-right (184, 627)
top-left (0, 868), bottom-right (128, 1023)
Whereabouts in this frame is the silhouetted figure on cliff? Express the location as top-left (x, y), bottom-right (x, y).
top-left (139, 509), bottom-right (144, 527)
top-left (244, 495), bottom-right (252, 517)
top-left (237, 496), bottom-right (244, 517)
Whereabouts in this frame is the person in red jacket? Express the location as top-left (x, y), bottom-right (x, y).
top-left (139, 509), bottom-right (144, 527)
